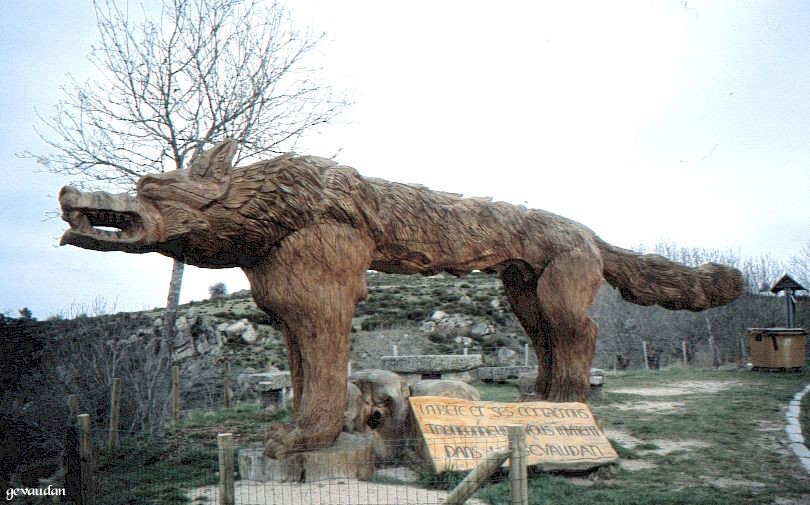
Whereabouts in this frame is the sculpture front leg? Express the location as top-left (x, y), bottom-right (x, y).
top-left (244, 223), bottom-right (372, 457)
top-left (262, 314), bottom-right (352, 457)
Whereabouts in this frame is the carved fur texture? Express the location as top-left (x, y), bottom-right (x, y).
top-left (59, 140), bottom-right (745, 456)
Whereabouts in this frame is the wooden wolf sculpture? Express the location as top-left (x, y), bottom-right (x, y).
top-left (59, 140), bottom-right (744, 457)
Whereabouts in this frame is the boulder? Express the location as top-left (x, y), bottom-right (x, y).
top-left (240, 371), bottom-right (292, 409)
top-left (470, 322), bottom-right (493, 338)
top-left (346, 369), bottom-right (410, 462)
top-left (495, 347), bottom-right (518, 365)
top-left (409, 379), bottom-right (481, 401)
top-left (477, 366), bottom-right (536, 382)
top-left (223, 319), bottom-right (258, 344)
top-left (381, 354), bottom-right (482, 374)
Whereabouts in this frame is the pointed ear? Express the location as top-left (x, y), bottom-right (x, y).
top-left (187, 139), bottom-right (237, 180)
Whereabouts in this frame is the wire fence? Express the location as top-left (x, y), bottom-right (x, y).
top-left (84, 428), bottom-right (524, 505)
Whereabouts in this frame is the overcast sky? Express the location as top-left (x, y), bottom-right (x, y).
top-left (1, 1), bottom-right (808, 319)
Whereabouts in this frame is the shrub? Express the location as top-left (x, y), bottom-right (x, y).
top-left (208, 282), bottom-right (228, 299)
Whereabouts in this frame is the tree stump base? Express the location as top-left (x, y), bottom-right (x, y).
top-left (238, 433), bottom-right (375, 483)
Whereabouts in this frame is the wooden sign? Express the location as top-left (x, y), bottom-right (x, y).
top-left (409, 396), bottom-right (618, 472)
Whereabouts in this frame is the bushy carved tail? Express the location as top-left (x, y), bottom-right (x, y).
top-left (596, 238), bottom-right (745, 311)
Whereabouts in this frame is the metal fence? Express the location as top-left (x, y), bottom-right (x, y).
top-left (66, 425), bottom-right (527, 505)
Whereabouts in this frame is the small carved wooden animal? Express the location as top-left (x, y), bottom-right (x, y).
top-left (58, 140), bottom-right (744, 456)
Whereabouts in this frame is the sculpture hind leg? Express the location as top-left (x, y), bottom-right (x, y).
top-left (535, 251), bottom-right (602, 402)
top-left (501, 265), bottom-right (553, 399)
top-left (244, 223), bottom-right (373, 458)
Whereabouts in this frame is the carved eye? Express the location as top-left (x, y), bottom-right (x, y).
top-left (137, 176), bottom-right (161, 194)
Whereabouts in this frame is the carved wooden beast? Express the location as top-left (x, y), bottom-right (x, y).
top-left (58, 140), bottom-right (744, 456)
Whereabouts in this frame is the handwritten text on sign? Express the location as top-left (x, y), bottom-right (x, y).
top-left (409, 396), bottom-right (618, 472)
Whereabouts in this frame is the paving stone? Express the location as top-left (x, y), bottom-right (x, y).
top-left (790, 443), bottom-right (810, 459)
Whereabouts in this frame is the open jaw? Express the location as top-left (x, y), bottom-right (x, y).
top-left (58, 186), bottom-right (155, 252)
top-left (63, 207), bottom-right (142, 241)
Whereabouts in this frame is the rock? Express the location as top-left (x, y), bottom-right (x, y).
top-left (223, 319), bottom-right (258, 344)
top-left (458, 295), bottom-right (472, 304)
top-left (175, 315), bottom-right (191, 341)
top-left (239, 433), bottom-right (375, 483)
top-left (381, 354), bottom-right (482, 374)
top-left (247, 371), bottom-right (292, 390)
top-left (348, 369), bottom-right (411, 462)
top-left (236, 367), bottom-right (258, 389)
top-left (453, 336), bottom-right (473, 346)
top-left (420, 321), bottom-right (436, 332)
top-left (409, 379), bottom-right (481, 401)
top-left (240, 325), bottom-right (258, 344)
top-left (431, 310), bottom-right (448, 321)
top-left (344, 382), bottom-right (364, 432)
top-left (496, 347), bottom-right (517, 365)
top-left (238, 371), bottom-right (292, 409)
top-left (440, 314), bottom-right (472, 331)
top-left (470, 322), bottom-right (493, 338)
top-left (477, 366), bottom-right (536, 382)
top-left (590, 368), bottom-right (606, 386)
top-left (438, 371), bottom-right (476, 383)
top-left (490, 298), bottom-right (501, 310)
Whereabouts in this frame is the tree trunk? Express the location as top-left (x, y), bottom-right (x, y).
top-left (148, 259), bottom-right (184, 437)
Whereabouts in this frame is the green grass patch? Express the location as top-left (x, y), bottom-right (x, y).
top-left (474, 380), bottom-right (520, 402)
top-left (94, 436), bottom-right (218, 505)
top-left (173, 402), bottom-right (292, 445)
top-left (469, 369), bottom-right (810, 504)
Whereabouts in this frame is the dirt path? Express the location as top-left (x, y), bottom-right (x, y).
top-left (187, 479), bottom-right (489, 505)
top-left (610, 380), bottom-right (741, 397)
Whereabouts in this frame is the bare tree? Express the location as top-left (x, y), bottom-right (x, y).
top-left (27, 0), bottom-right (347, 436)
top-left (788, 241), bottom-right (810, 290)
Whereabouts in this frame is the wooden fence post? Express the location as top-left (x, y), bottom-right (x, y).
top-left (218, 433), bottom-right (235, 505)
top-left (223, 361), bottom-right (231, 408)
top-left (392, 344), bottom-right (398, 357)
top-left (508, 425), bottom-right (528, 505)
top-left (444, 448), bottom-right (510, 505)
top-left (108, 378), bottom-right (121, 447)
top-left (524, 343), bottom-right (529, 367)
top-left (681, 340), bottom-right (688, 367)
top-left (172, 365), bottom-right (180, 426)
top-left (67, 394), bottom-right (78, 422)
top-left (77, 414), bottom-right (95, 505)
top-left (63, 398), bottom-right (81, 504)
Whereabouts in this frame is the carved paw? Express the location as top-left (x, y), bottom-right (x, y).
top-left (263, 422), bottom-right (302, 459)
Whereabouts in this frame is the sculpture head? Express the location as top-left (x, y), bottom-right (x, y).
top-left (58, 140), bottom-right (270, 267)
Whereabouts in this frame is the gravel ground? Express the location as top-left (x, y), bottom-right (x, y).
top-left (187, 478), bottom-right (489, 505)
